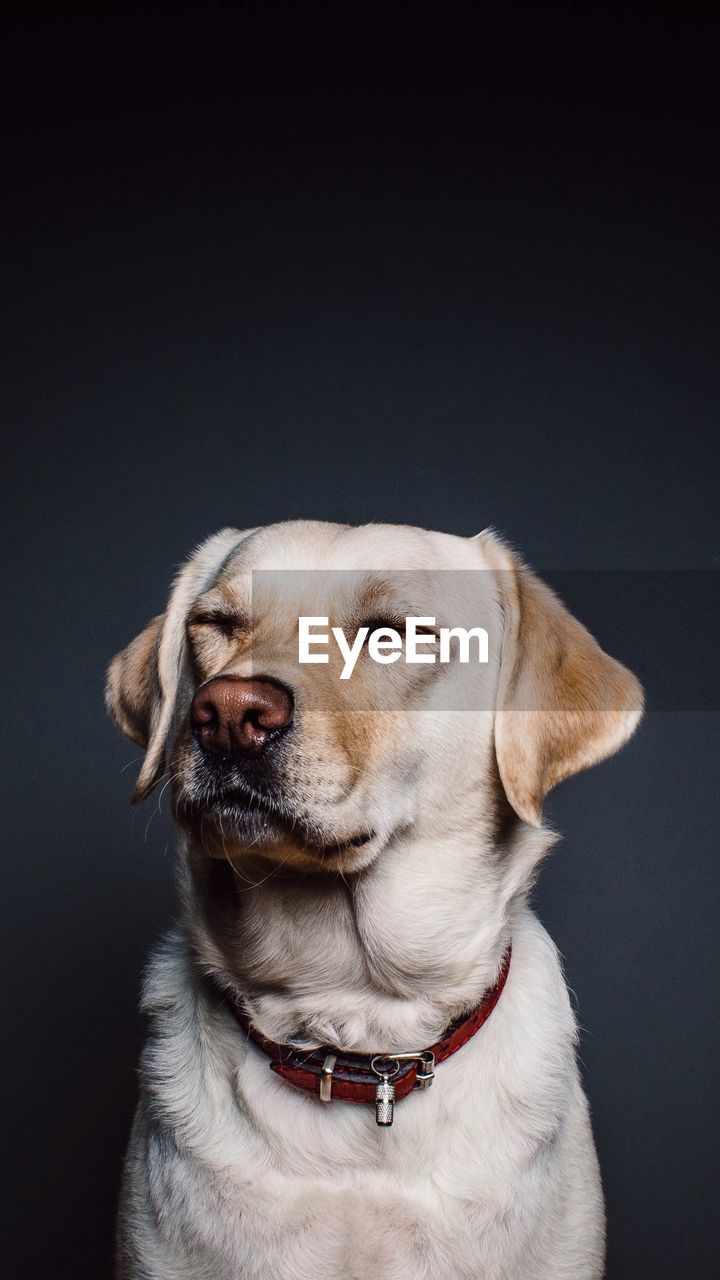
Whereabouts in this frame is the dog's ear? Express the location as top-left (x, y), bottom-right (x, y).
top-left (106, 527), bottom-right (253, 803)
top-left (106, 614), bottom-right (164, 751)
top-left (476, 531), bottom-right (644, 827)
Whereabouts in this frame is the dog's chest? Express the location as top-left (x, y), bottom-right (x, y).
top-left (174, 1124), bottom-right (531, 1280)
top-left (130, 920), bottom-right (603, 1280)
top-left (181, 1054), bottom-right (556, 1280)
top-left (213, 1180), bottom-right (471, 1280)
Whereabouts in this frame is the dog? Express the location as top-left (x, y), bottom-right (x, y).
top-left (107, 520), bottom-right (642, 1280)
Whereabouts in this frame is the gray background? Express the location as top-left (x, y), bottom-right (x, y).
top-left (2, 3), bottom-right (718, 1276)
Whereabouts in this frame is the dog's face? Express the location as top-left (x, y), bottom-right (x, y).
top-left (107, 521), bottom-right (643, 875)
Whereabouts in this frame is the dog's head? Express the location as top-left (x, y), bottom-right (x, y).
top-left (107, 521), bottom-right (643, 874)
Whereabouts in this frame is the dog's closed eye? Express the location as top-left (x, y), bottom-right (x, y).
top-left (187, 612), bottom-right (248, 677)
top-left (188, 611), bottom-right (244, 640)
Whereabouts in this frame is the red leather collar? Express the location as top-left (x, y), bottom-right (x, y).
top-left (220, 947), bottom-right (511, 1107)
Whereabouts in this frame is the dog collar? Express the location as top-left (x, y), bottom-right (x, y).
top-left (219, 946), bottom-right (511, 1127)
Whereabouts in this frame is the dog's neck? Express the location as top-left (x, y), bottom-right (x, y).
top-left (183, 824), bottom-right (551, 1054)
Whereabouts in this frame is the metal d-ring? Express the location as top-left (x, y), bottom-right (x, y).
top-left (370, 1055), bottom-right (401, 1081)
top-left (371, 1050), bottom-right (436, 1089)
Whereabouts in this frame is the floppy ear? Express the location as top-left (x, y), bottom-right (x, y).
top-left (105, 527), bottom-right (253, 803)
top-left (106, 614), bottom-right (164, 750)
top-left (478, 532), bottom-right (644, 827)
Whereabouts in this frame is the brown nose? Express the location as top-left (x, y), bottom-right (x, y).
top-left (191, 676), bottom-right (294, 757)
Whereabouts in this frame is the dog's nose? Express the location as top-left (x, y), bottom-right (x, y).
top-left (191, 676), bottom-right (293, 757)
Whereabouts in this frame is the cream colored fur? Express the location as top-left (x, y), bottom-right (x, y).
top-left (108, 520), bottom-right (643, 1280)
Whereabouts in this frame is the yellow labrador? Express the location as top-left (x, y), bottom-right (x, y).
top-left (108, 521), bottom-right (642, 1280)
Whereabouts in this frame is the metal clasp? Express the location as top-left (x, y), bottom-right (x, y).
top-left (413, 1051), bottom-right (436, 1089)
top-left (370, 1050), bottom-right (436, 1090)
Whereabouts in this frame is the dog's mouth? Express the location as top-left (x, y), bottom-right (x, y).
top-left (176, 784), bottom-right (375, 859)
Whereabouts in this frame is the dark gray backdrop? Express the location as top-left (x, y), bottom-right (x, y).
top-left (2, 3), bottom-right (718, 1276)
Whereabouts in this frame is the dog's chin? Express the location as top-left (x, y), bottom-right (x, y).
top-left (176, 795), bottom-right (379, 874)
